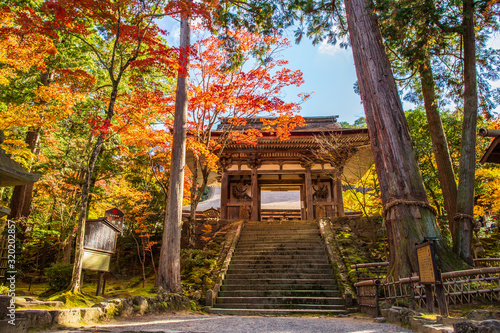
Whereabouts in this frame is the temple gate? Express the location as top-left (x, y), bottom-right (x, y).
top-left (207, 116), bottom-right (373, 221)
top-left (186, 116), bottom-right (373, 221)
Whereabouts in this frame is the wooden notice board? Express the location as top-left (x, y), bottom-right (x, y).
top-left (416, 242), bottom-right (438, 284)
top-left (82, 249), bottom-right (111, 272)
top-left (84, 220), bottom-right (117, 253)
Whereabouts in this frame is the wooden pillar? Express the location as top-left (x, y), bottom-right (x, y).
top-left (96, 272), bottom-right (103, 296)
top-left (251, 167), bottom-right (259, 221)
top-left (336, 169), bottom-right (345, 217)
top-left (220, 170), bottom-right (228, 220)
top-left (305, 166), bottom-right (314, 220)
top-left (300, 185), bottom-right (306, 220)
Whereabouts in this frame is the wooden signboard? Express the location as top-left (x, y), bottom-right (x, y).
top-left (82, 208), bottom-right (125, 295)
top-left (84, 219), bottom-right (118, 253)
top-left (82, 249), bottom-right (111, 272)
top-left (104, 208), bottom-right (124, 233)
top-left (416, 242), bottom-right (438, 284)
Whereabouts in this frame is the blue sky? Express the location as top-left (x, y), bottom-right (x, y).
top-left (160, 18), bottom-right (500, 125)
top-left (160, 18), bottom-right (365, 125)
top-left (278, 34), bottom-right (364, 125)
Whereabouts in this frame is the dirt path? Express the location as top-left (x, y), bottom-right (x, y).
top-left (40, 313), bottom-right (415, 333)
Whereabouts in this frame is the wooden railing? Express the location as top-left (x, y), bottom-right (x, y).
top-left (354, 279), bottom-right (380, 317)
top-left (0, 236), bottom-right (7, 280)
top-left (442, 267), bottom-right (500, 305)
top-left (474, 258), bottom-right (500, 267)
top-left (354, 264), bottom-right (500, 316)
top-left (350, 262), bottom-right (389, 283)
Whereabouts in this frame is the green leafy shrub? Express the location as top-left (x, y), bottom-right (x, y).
top-left (181, 249), bottom-right (217, 293)
top-left (45, 262), bottom-right (73, 291)
top-left (0, 285), bottom-right (9, 295)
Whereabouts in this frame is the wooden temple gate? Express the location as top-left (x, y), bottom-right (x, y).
top-left (210, 117), bottom-right (373, 221)
top-left (219, 154), bottom-right (344, 221)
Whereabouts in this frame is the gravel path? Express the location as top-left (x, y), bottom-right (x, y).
top-left (40, 313), bottom-right (415, 333)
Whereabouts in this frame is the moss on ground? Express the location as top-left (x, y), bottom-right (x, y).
top-left (47, 291), bottom-right (101, 308)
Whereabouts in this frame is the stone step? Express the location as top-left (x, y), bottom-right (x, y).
top-left (231, 254), bottom-right (328, 261)
top-left (208, 308), bottom-right (348, 316)
top-left (239, 233), bottom-right (320, 238)
top-left (213, 303), bottom-right (346, 310)
top-left (242, 229), bottom-right (318, 234)
top-left (220, 284), bottom-right (338, 291)
top-left (237, 239), bottom-right (322, 244)
top-left (241, 226), bottom-right (318, 230)
top-left (229, 263), bottom-right (333, 270)
top-left (236, 246), bottom-right (325, 254)
top-left (225, 272), bottom-right (335, 280)
top-left (237, 238), bottom-right (323, 248)
top-left (237, 244), bottom-right (323, 249)
top-left (229, 258), bottom-right (330, 265)
top-left (233, 250), bottom-right (326, 257)
top-left (239, 231), bottom-right (320, 236)
top-left (244, 222), bottom-right (314, 225)
top-left (239, 235), bottom-right (320, 240)
top-left (216, 296), bottom-right (345, 305)
top-left (221, 278), bottom-right (337, 285)
top-left (237, 241), bottom-right (323, 246)
top-left (236, 243), bottom-right (322, 248)
top-left (239, 236), bottom-right (320, 240)
top-left (238, 234), bottom-right (321, 239)
top-left (213, 220), bottom-right (346, 315)
top-left (218, 290), bottom-right (342, 298)
top-left (226, 267), bottom-right (333, 275)
top-left (242, 226), bottom-right (318, 231)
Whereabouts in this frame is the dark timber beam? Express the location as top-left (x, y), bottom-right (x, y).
top-left (251, 167), bottom-right (259, 221)
top-left (304, 165), bottom-right (314, 220)
top-left (220, 170), bottom-right (228, 220)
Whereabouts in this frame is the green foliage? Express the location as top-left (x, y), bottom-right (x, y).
top-left (333, 218), bottom-right (387, 284)
top-left (406, 109), bottom-right (497, 218)
top-left (374, 0), bottom-right (500, 116)
top-left (180, 249), bottom-right (217, 294)
top-left (405, 108), bottom-right (462, 215)
top-left (48, 290), bottom-right (98, 308)
top-left (339, 117), bottom-right (367, 129)
top-left (45, 262), bottom-right (73, 291)
top-left (480, 229), bottom-right (500, 258)
top-left (0, 285), bottom-right (9, 295)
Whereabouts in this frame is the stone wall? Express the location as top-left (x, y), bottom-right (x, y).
top-left (0, 293), bottom-right (193, 333)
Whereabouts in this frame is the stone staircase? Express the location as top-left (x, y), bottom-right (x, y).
top-left (210, 220), bottom-right (347, 315)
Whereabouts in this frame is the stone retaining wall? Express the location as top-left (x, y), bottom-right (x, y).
top-left (0, 293), bottom-right (193, 333)
top-left (380, 306), bottom-right (500, 333)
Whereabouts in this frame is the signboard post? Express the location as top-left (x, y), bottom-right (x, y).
top-left (416, 239), bottom-right (448, 316)
top-left (82, 208), bottom-right (124, 296)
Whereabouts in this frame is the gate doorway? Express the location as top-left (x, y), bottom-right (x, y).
top-left (260, 185), bottom-right (302, 221)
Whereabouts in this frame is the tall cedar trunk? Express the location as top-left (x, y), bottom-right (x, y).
top-left (453, 0), bottom-right (477, 265)
top-left (68, 83), bottom-right (119, 292)
top-left (8, 128), bottom-right (40, 236)
top-left (418, 57), bottom-right (458, 233)
top-left (187, 159), bottom-right (210, 249)
top-left (187, 155), bottom-right (199, 249)
top-left (345, 0), bottom-right (465, 277)
top-left (156, 11), bottom-right (191, 293)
